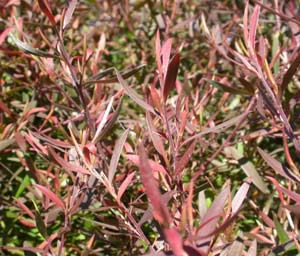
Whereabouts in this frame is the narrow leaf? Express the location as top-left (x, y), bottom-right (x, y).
top-left (138, 144), bottom-right (171, 226)
top-left (35, 211), bottom-right (48, 239)
top-left (274, 215), bottom-right (289, 244)
top-left (117, 171), bottom-right (136, 204)
top-left (48, 147), bottom-right (90, 175)
top-left (63, 0), bottom-right (78, 30)
top-left (146, 111), bottom-right (168, 165)
top-left (164, 228), bottom-right (185, 256)
top-left (196, 186), bottom-right (230, 253)
top-left (225, 147), bottom-right (268, 194)
top-left (10, 34), bottom-right (59, 58)
top-left (258, 147), bottom-right (300, 183)
top-left (0, 138), bottom-right (15, 151)
top-left (115, 68), bottom-right (157, 116)
top-left (206, 79), bottom-right (252, 96)
top-left (182, 112), bottom-right (247, 146)
top-left (108, 129), bottom-right (129, 184)
top-left (175, 140), bottom-right (196, 176)
top-left (281, 51), bottom-right (300, 94)
top-left (35, 184), bottom-right (65, 210)
top-left (161, 38), bottom-right (172, 80)
top-left (232, 180), bottom-right (250, 214)
top-left (249, 5), bottom-right (260, 51)
top-left (37, 0), bottom-right (56, 26)
top-left (163, 53), bottom-right (180, 100)
top-left (84, 64), bottom-right (146, 87)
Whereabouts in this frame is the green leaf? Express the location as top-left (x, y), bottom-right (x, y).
top-left (274, 214), bottom-right (289, 244)
top-left (15, 174), bottom-right (31, 198)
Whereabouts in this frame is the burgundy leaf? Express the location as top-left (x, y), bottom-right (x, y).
top-left (163, 53), bottom-right (180, 100)
top-left (37, 0), bottom-right (56, 26)
top-left (138, 143), bottom-right (171, 226)
top-left (175, 140), bottom-right (196, 176)
top-left (258, 147), bottom-right (300, 183)
top-left (35, 184), bottom-right (65, 210)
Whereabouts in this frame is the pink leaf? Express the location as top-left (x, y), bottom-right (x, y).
top-left (243, 0), bottom-right (249, 46)
top-left (126, 154), bottom-right (169, 177)
top-left (146, 112), bottom-right (168, 165)
top-left (63, 0), bottom-right (78, 29)
top-left (0, 27), bottom-right (12, 46)
top-left (48, 147), bottom-right (90, 175)
top-left (35, 184), bottom-right (65, 210)
top-left (249, 5), bottom-right (260, 51)
top-left (161, 38), bottom-right (172, 81)
top-left (117, 171), bottom-right (136, 204)
top-left (164, 228), bottom-right (185, 256)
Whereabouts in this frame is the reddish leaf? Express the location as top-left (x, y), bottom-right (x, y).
top-left (175, 140), bottom-right (196, 176)
top-left (182, 112), bottom-right (247, 146)
top-left (196, 186), bottom-right (230, 254)
top-left (258, 147), bottom-right (300, 183)
top-left (161, 38), bottom-right (172, 81)
top-left (63, 0), bottom-right (78, 30)
top-left (117, 171), bottom-right (136, 204)
top-left (37, 0), bottom-right (56, 26)
top-left (243, 1), bottom-right (249, 46)
top-left (146, 112), bottom-right (168, 166)
top-left (0, 27), bottom-right (12, 46)
top-left (163, 53), bottom-right (180, 100)
top-left (15, 132), bottom-right (27, 152)
top-left (115, 69), bottom-right (157, 116)
top-left (126, 154), bottom-right (169, 177)
top-left (138, 144), bottom-right (171, 226)
top-left (155, 30), bottom-right (163, 83)
top-left (164, 228), bottom-right (185, 256)
top-left (249, 5), bottom-right (260, 51)
top-left (15, 198), bottom-right (35, 219)
top-left (35, 184), bottom-right (65, 210)
top-left (0, 99), bottom-right (15, 118)
top-left (48, 147), bottom-right (90, 175)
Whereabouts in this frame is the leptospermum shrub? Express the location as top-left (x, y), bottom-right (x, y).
top-left (1, 0), bottom-right (300, 255)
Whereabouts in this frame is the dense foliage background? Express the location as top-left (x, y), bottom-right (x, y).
top-left (1, 0), bottom-right (300, 255)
